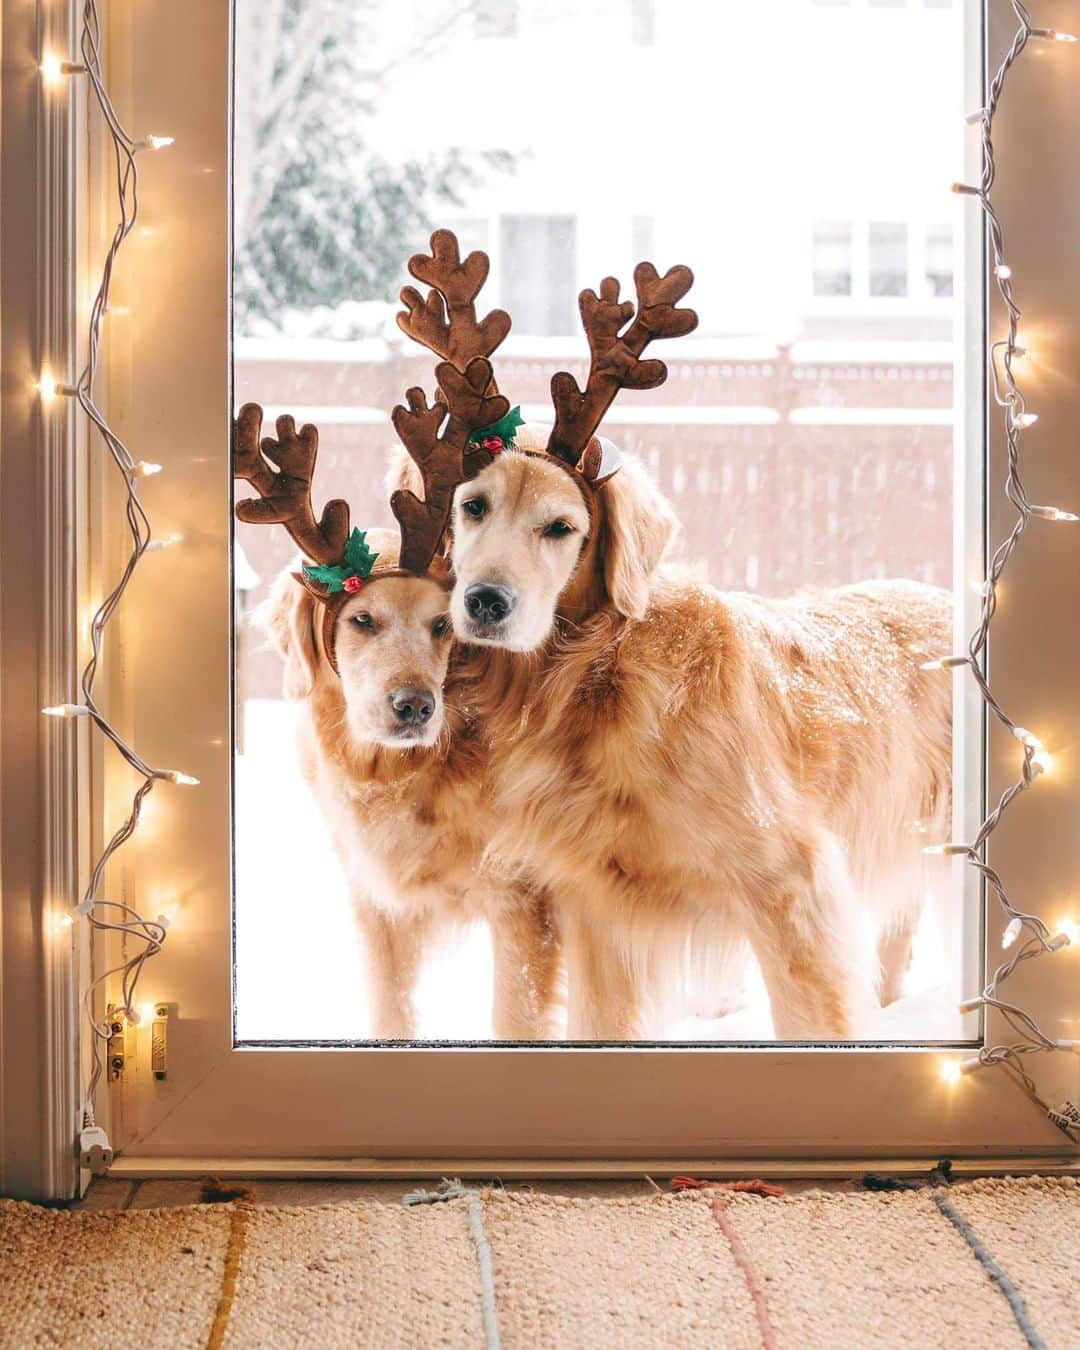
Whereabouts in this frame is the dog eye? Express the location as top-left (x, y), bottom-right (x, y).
top-left (542, 519), bottom-right (574, 539)
top-left (351, 612), bottom-right (374, 630)
top-left (432, 615), bottom-right (451, 639)
top-left (462, 497), bottom-right (487, 520)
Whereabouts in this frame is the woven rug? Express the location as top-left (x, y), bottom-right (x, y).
top-left (2, 1177), bottom-right (1077, 1348)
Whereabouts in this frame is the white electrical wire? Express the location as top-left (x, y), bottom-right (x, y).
top-left (932, 1), bottom-right (1079, 1138)
top-left (43, 0), bottom-right (196, 1130)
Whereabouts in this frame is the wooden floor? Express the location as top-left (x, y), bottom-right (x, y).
top-left (74, 1175), bottom-right (857, 1211)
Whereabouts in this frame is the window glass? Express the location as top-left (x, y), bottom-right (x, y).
top-left (232, 0), bottom-right (972, 1046)
top-left (499, 214), bottom-right (578, 336)
top-left (869, 221), bottom-right (909, 297)
top-left (925, 223), bottom-right (954, 298)
top-left (813, 222), bottom-right (854, 296)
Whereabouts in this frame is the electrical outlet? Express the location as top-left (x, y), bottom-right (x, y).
top-left (107, 1007), bottom-right (125, 1080)
top-left (151, 1003), bottom-right (169, 1080)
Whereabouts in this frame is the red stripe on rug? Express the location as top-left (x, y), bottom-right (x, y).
top-left (671, 1178), bottom-right (780, 1350)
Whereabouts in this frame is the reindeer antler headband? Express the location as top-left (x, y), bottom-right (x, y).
top-left (542, 262), bottom-right (698, 486)
top-left (233, 236), bottom-right (513, 673)
top-left (400, 236), bottom-right (699, 490)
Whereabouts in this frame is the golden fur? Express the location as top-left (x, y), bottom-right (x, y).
top-left (443, 438), bottom-right (952, 1040)
top-left (256, 529), bottom-right (560, 1040)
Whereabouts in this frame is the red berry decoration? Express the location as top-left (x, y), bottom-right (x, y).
top-left (481, 435), bottom-right (504, 453)
top-left (343, 575), bottom-right (364, 593)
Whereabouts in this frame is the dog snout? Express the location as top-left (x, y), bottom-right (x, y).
top-left (464, 582), bottom-right (517, 626)
top-left (389, 685), bottom-right (436, 726)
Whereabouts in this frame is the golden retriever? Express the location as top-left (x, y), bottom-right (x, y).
top-left (255, 527), bottom-right (561, 1040)
top-left (444, 430), bottom-right (952, 1040)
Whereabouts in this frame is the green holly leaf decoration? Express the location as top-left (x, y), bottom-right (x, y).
top-left (303, 529), bottom-right (380, 593)
top-left (343, 528), bottom-right (380, 578)
top-left (468, 405), bottom-right (525, 448)
top-left (302, 561), bottom-right (350, 593)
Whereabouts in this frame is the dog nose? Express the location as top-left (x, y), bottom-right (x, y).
top-left (390, 685), bottom-right (436, 725)
top-left (464, 582), bottom-right (516, 625)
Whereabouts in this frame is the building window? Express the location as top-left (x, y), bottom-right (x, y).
top-left (632, 214), bottom-right (655, 264)
top-left (812, 221), bottom-right (853, 296)
top-left (925, 223), bottom-right (954, 298)
top-left (499, 214), bottom-right (578, 336)
top-left (869, 221), bottom-right (908, 297)
top-left (630, 0), bottom-right (655, 44)
top-left (475, 0), bottom-right (518, 39)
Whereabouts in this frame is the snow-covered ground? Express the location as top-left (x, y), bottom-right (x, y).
top-left (235, 700), bottom-right (964, 1044)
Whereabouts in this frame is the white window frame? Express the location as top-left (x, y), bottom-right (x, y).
top-left (5, 0), bottom-right (1079, 1197)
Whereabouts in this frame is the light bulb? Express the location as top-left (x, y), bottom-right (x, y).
top-left (40, 53), bottom-right (64, 85)
top-left (958, 996), bottom-right (983, 1013)
top-left (58, 913), bottom-right (75, 930)
top-left (39, 55), bottom-right (83, 86)
top-left (1055, 917), bottom-right (1080, 947)
top-left (1031, 749), bottom-right (1053, 777)
top-left (138, 1001), bottom-right (157, 1024)
top-left (965, 108), bottom-right (987, 125)
top-left (994, 263), bottom-right (1012, 279)
top-left (130, 461), bottom-right (163, 479)
top-left (1031, 505), bottom-right (1079, 522)
top-left (164, 770), bottom-right (200, 786)
top-left (922, 843), bottom-right (970, 857)
top-left (144, 534), bottom-right (182, 553)
top-left (42, 703), bottom-right (89, 718)
top-left (940, 1060), bottom-right (962, 1085)
top-left (1032, 27), bottom-right (1078, 43)
top-left (951, 182), bottom-right (982, 196)
top-left (1013, 410), bottom-right (1039, 429)
top-left (1002, 916), bottom-right (1023, 949)
top-left (920, 655), bottom-right (969, 672)
top-left (140, 135), bottom-right (175, 152)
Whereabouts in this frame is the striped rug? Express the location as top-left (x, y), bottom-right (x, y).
top-left (1, 1177), bottom-right (1077, 1347)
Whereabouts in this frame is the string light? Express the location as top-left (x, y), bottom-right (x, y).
top-left (919, 655), bottom-right (970, 671)
top-left (1029, 26), bottom-right (1077, 42)
top-left (925, 2), bottom-right (1079, 1142)
top-left (1055, 917), bottom-right (1079, 947)
top-left (40, 53), bottom-right (86, 86)
top-left (40, 0), bottom-right (202, 1151)
top-left (144, 534), bottom-right (182, 552)
top-left (1002, 916), bottom-right (1023, 949)
top-left (36, 371), bottom-right (76, 403)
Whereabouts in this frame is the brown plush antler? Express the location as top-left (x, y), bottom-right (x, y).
top-left (233, 403), bottom-right (350, 566)
top-left (397, 229), bottom-right (513, 479)
top-left (546, 263), bottom-right (698, 470)
top-left (390, 357), bottom-right (509, 574)
top-left (397, 229), bottom-right (511, 374)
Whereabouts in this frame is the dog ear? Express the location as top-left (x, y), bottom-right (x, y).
top-left (252, 566), bottom-right (321, 700)
top-left (600, 455), bottom-right (679, 621)
top-left (385, 441), bottom-right (423, 499)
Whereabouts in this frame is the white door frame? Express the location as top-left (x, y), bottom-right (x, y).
top-left (11, 0), bottom-right (1080, 1190)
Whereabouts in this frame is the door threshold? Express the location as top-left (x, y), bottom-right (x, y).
top-left (107, 1155), bottom-right (1080, 1181)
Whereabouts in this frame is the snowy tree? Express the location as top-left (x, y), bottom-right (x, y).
top-left (234, 0), bottom-right (509, 335)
